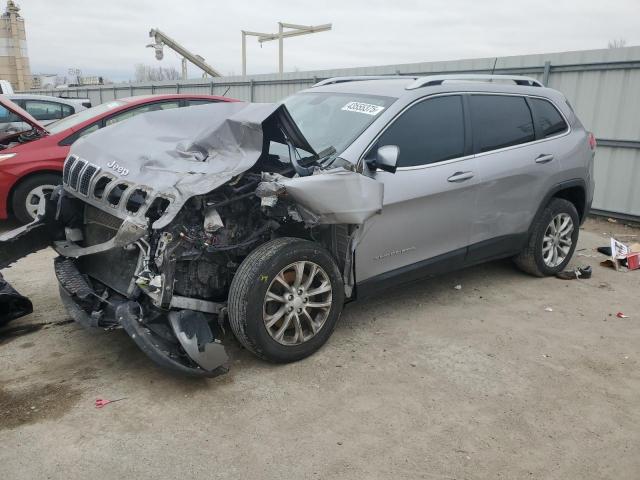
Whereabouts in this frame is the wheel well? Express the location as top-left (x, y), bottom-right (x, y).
top-left (552, 186), bottom-right (586, 221)
top-left (7, 170), bottom-right (62, 216)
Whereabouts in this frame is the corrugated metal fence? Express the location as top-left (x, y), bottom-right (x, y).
top-left (24, 46), bottom-right (640, 218)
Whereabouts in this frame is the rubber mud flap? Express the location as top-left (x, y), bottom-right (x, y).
top-left (0, 272), bottom-right (33, 326)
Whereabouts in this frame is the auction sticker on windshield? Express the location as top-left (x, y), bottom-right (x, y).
top-left (341, 101), bottom-right (385, 116)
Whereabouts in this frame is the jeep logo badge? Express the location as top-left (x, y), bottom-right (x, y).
top-left (107, 160), bottom-right (129, 176)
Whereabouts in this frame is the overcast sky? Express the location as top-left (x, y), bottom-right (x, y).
top-left (20, 0), bottom-right (640, 82)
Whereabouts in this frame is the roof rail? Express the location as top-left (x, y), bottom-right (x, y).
top-left (406, 74), bottom-right (543, 90)
top-left (312, 75), bottom-right (418, 87)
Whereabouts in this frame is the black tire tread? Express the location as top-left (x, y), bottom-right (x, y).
top-left (11, 173), bottom-right (61, 224)
top-left (514, 197), bottom-right (578, 277)
top-left (228, 237), bottom-right (316, 360)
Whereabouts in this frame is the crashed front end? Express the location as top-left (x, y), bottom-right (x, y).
top-left (0, 102), bottom-right (383, 377)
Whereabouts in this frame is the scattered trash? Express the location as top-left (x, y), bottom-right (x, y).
top-left (95, 397), bottom-right (127, 409)
top-left (544, 307), bottom-right (553, 312)
top-left (453, 284), bottom-right (462, 290)
top-left (555, 265), bottom-right (592, 280)
top-left (616, 312), bottom-right (629, 319)
top-left (599, 238), bottom-right (640, 271)
top-left (542, 354), bottom-right (551, 358)
top-left (410, 362), bottom-right (417, 367)
top-left (607, 217), bottom-right (618, 224)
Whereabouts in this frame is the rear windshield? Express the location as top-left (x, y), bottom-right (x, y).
top-left (47, 100), bottom-right (126, 133)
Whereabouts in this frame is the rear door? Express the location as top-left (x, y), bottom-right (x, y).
top-left (356, 94), bottom-right (479, 284)
top-left (467, 94), bottom-right (565, 262)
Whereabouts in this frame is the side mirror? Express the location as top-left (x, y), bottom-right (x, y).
top-left (368, 145), bottom-right (399, 173)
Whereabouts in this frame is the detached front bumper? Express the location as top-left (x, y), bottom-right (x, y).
top-left (0, 188), bottom-right (230, 377)
top-left (55, 256), bottom-right (229, 377)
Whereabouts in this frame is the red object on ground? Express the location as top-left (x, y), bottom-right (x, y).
top-left (95, 397), bottom-right (127, 408)
top-left (616, 312), bottom-right (629, 319)
top-left (626, 252), bottom-right (640, 270)
top-left (0, 94), bottom-right (239, 221)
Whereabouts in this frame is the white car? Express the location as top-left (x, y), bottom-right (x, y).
top-left (0, 94), bottom-right (90, 133)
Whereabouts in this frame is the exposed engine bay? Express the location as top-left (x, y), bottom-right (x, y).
top-left (0, 101), bottom-right (384, 377)
top-left (0, 128), bottom-right (45, 150)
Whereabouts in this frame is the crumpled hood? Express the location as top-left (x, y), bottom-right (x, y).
top-left (66, 101), bottom-right (315, 229)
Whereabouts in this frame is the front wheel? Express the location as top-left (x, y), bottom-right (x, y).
top-left (12, 173), bottom-right (61, 224)
top-left (228, 237), bottom-right (344, 363)
top-left (514, 198), bottom-right (580, 277)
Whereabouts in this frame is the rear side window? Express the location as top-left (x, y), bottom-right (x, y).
top-left (61, 104), bottom-right (74, 117)
top-left (24, 100), bottom-right (65, 121)
top-left (529, 98), bottom-right (568, 138)
top-left (470, 95), bottom-right (534, 153)
top-left (378, 95), bottom-right (465, 167)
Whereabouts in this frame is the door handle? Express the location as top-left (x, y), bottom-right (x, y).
top-left (447, 171), bottom-right (474, 182)
top-left (535, 154), bottom-right (554, 164)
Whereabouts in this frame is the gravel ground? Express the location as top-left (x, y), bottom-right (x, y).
top-left (0, 218), bottom-right (639, 479)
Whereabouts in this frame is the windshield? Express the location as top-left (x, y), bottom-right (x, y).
top-left (283, 92), bottom-right (396, 155)
top-left (47, 100), bottom-right (126, 134)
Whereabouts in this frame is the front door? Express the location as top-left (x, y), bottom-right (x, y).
top-left (355, 94), bottom-right (478, 286)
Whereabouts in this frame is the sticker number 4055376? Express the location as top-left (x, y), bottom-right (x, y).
top-left (341, 101), bottom-right (385, 116)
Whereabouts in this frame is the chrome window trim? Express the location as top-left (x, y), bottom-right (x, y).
top-left (359, 91), bottom-right (571, 172)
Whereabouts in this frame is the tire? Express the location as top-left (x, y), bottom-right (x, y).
top-left (12, 173), bottom-right (61, 224)
top-left (228, 237), bottom-right (344, 363)
top-left (514, 198), bottom-right (580, 277)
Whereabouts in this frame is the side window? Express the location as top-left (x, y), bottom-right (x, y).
top-left (0, 104), bottom-right (21, 123)
top-left (24, 100), bottom-right (64, 121)
top-left (59, 123), bottom-right (100, 146)
top-left (377, 95), bottom-right (465, 168)
top-left (470, 95), bottom-right (534, 153)
top-left (105, 101), bottom-right (180, 126)
top-left (528, 98), bottom-right (568, 138)
top-left (61, 104), bottom-right (74, 117)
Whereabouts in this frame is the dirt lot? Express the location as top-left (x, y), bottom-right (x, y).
top-left (1, 217), bottom-right (639, 479)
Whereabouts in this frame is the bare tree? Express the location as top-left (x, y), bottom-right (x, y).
top-left (134, 64), bottom-right (181, 82)
top-left (608, 38), bottom-right (627, 49)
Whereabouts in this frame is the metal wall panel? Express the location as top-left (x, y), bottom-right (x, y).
top-left (21, 46), bottom-right (640, 217)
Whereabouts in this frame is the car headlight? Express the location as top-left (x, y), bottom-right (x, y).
top-left (0, 153), bottom-right (16, 163)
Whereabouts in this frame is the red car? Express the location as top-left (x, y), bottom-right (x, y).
top-left (0, 94), bottom-right (237, 223)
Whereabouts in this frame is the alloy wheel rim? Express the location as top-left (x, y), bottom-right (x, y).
top-left (263, 261), bottom-right (333, 346)
top-left (25, 184), bottom-right (56, 220)
top-left (542, 213), bottom-right (574, 267)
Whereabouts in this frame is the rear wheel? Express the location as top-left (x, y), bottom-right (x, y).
top-left (514, 198), bottom-right (580, 277)
top-left (228, 237), bottom-right (344, 363)
top-left (12, 173), bottom-right (61, 224)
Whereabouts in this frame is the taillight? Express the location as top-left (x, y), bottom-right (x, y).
top-left (588, 132), bottom-right (597, 150)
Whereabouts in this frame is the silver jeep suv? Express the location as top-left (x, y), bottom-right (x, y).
top-left (0, 74), bottom-right (595, 376)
